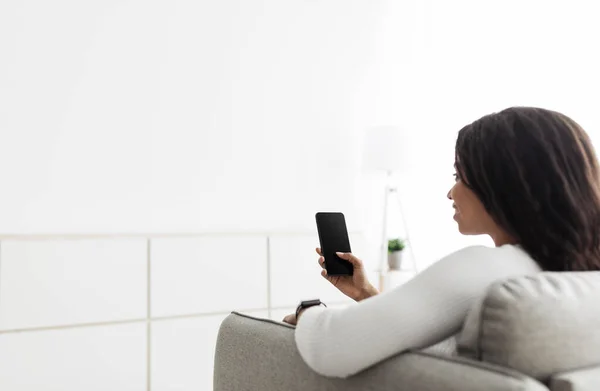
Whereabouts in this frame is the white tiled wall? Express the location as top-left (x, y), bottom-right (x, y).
top-left (0, 239), bottom-right (147, 330)
top-left (0, 322), bottom-right (147, 391)
top-left (0, 233), bottom-right (377, 390)
top-left (151, 237), bottom-right (268, 317)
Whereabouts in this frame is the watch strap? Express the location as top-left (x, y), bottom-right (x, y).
top-left (296, 299), bottom-right (327, 319)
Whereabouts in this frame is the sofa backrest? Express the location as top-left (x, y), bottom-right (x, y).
top-left (457, 272), bottom-right (600, 383)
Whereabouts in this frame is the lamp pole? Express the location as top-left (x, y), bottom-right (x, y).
top-left (378, 171), bottom-right (418, 292)
top-left (378, 171), bottom-right (392, 291)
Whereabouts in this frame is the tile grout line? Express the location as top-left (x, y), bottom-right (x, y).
top-left (0, 301), bottom-right (353, 335)
top-left (0, 242), bottom-right (2, 328)
top-left (0, 231), bottom-right (363, 241)
top-left (0, 317), bottom-right (149, 334)
top-left (150, 307), bottom-right (276, 322)
top-left (147, 239), bottom-right (152, 391)
top-left (266, 236), bottom-right (272, 319)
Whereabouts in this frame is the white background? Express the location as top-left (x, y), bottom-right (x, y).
top-left (1, 0), bottom-right (599, 390)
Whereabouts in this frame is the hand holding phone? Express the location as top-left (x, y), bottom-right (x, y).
top-left (315, 212), bottom-right (353, 276)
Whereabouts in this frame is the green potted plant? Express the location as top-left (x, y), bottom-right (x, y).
top-left (387, 238), bottom-right (406, 270)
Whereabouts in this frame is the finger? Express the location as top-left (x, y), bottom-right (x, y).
top-left (335, 252), bottom-right (363, 267)
top-left (315, 247), bottom-right (323, 256)
top-left (321, 269), bottom-right (337, 283)
top-left (318, 256), bottom-right (325, 268)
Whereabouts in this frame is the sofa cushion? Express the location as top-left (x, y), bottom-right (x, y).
top-left (549, 365), bottom-right (600, 391)
top-left (457, 272), bottom-right (600, 382)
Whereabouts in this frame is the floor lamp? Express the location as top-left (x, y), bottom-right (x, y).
top-left (363, 126), bottom-right (418, 291)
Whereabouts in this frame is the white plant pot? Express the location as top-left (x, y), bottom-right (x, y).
top-left (388, 251), bottom-right (403, 270)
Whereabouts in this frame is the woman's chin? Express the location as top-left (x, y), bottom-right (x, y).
top-left (457, 225), bottom-right (479, 235)
top-left (454, 215), bottom-right (469, 234)
top-left (453, 212), bottom-right (461, 223)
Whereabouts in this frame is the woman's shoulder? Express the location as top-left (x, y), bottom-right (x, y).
top-left (443, 243), bottom-right (531, 258)
top-left (431, 244), bottom-right (541, 275)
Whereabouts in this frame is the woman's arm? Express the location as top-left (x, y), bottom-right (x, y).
top-left (294, 244), bottom-right (540, 378)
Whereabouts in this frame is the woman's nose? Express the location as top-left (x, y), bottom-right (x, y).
top-left (447, 189), bottom-right (452, 200)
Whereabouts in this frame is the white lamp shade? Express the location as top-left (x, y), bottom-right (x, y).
top-left (362, 126), bottom-right (408, 172)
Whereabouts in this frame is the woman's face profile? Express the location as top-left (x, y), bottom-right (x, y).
top-left (447, 168), bottom-right (495, 236)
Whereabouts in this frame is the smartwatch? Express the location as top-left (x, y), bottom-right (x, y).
top-left (296, 299), bottom-right (327, 319)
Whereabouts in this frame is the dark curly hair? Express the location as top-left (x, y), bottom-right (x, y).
top-left (455, 106), bottom-right (600, 271)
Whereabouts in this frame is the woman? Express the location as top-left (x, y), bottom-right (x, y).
top-left (282, 106), bottom-right (600, 378)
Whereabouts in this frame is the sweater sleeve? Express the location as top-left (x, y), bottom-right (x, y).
top-left (294, 244), bottom-right (540, 378)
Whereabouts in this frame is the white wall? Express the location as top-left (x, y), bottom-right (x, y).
top-left (1, 0), bottom-right (600, 389)
top-left (359, 0), bottom-right (600, 267)
top-left (3, 0), bottom-right (599, 265)
top-left (0, 0), bottom-right (388, 235)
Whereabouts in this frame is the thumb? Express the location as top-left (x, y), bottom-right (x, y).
top-left (335, 252), bottom-right (362, 268)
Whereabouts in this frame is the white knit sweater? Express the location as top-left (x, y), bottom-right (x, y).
top-left (294, 244), bottom-right (542, 378)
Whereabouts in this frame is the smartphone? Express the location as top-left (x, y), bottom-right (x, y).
top-left (315, 212), bottom-right (353, 276)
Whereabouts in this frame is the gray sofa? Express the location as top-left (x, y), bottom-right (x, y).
top-left (214, 272), bottom-right (600, 390)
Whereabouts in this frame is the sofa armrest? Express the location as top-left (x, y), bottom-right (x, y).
top-left (550, 365), bottom-right (600, 391)
top-left (214, 312), bottom-right (548, 391)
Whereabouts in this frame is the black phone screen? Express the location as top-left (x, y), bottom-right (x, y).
top-left (315, 212), bottom-right (353, 276)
